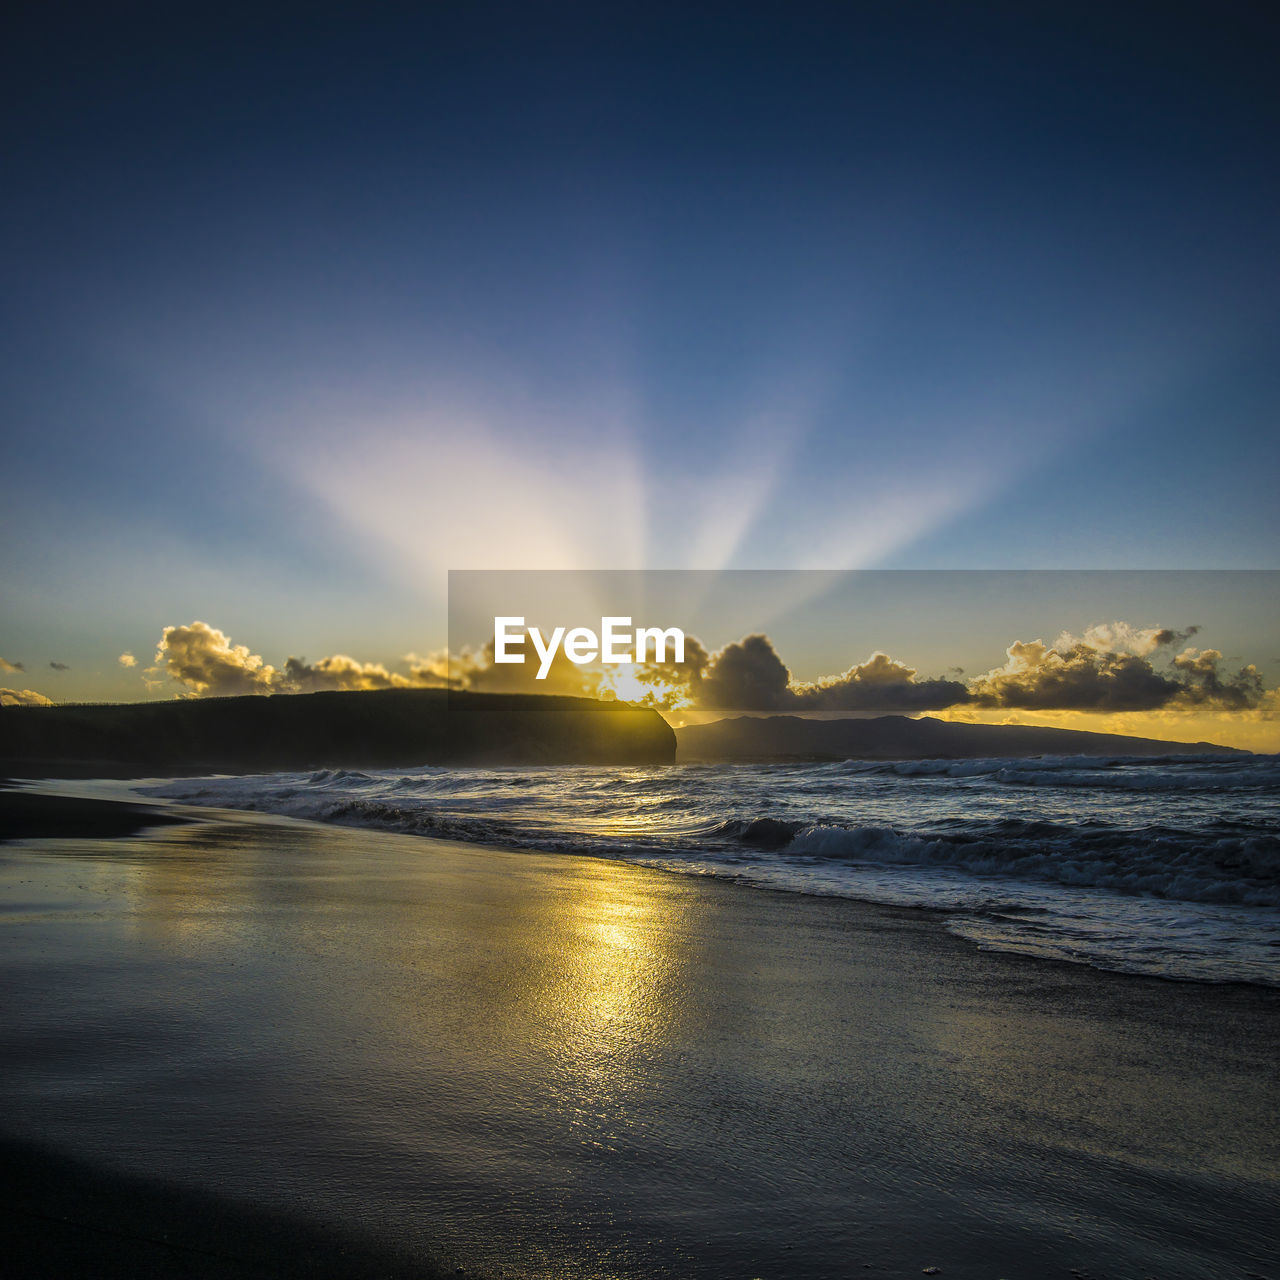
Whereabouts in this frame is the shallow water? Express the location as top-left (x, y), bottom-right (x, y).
top-left (145, 753), bottom-right (1280, 986)
top-left (2, 813), bottom-right (1277, 1279)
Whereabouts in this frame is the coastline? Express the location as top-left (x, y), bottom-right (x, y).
top-left (2, 790), bottom-right (1278, 1278)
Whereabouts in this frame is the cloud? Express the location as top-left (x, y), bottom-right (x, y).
top-left (49, 661), bottom-right (70, 671)
top-left (450, 635), bottom-right (607, 698)
top-left (638, 621), bottom-right (1269, 718)
top-left (623, 635), bottom-right (713, 711)
top-left (119, 652), bottom-right (137, 667)
top-left (1, 687), bottom-right (53, 707)
top-left (691, 635), bottom-right (965, 713)
top-left (696, 634), bottom-right (792, 709)
top-left (967, 638), bottom-right (1180, 712)
top-left (147, 622), bottom-right (449, 698)
top-left (792, 651), bottom-right (968, 712)
top-left (403, 651), bottom-right (450, 686)
top-left (153, 622), bottom-right (280, 697)
top-left (968, 624), bottom-right (1268, 714)
top-left (137, 617), bottom-right (1276, 729)
top-left (1170, 648), bottom-right (1267, 713)
top-left (440, 620), bottom-right (1267, 720)
top-left (1055, 622), bottom-right (1200, 657)
top-left (438, 633), bottom-right (710, 709)
top-left (0, 656), bottom-right (25, 673)
top-left (279, 653), bottom-right (416, 693)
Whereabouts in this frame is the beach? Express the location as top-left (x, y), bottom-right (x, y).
top-left (1, 794), bottom-right (1277, 1279)
top-left (8, 2), bottom-right (1280, 1275)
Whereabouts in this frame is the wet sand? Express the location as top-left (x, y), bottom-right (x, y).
top-left (1, 797), bottom-right (1277, 1278)
top-left (0, 789), bottom-right (190, 841)
top-left (0, 1135), bottom-right (474, 1279)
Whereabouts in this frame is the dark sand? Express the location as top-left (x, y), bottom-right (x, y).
top-left (0, 790), bottom-right (190, 841)
top-left (1, 794), bottom-right (1277, 1279)
top-left (0, 1136), bottom-right (478, 1279)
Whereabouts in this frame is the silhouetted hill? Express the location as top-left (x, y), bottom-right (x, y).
top-left (0, 689), bottom-right (675, 777)
top-left (676, 714), bottom-right (1243, 761)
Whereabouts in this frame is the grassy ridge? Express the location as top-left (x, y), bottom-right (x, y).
top-left (0, 688), bottom-right (676, 777)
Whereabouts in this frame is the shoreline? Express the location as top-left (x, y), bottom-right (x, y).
top-left (9, 777), bottom-right (1280, 993)
top-left (2, 790), bottom-right (1278, 1277)
top-left (39, 782), bottom-right (1280, 998)
top-left (117, 778), bottom-right (1280, 991)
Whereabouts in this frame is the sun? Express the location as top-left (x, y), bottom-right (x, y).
top-left (597, 664), bottom-right (692, 713)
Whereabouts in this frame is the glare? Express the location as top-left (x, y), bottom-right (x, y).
top-left (598, 663), bottom-right (693, 712)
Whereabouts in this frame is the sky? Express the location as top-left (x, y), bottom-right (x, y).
top-left (2, 1), bottom-right (1278, 731)
top-left (441, 570), bottom-right (1280, 748)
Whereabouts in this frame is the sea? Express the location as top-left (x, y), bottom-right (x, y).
top-left (142, 752), bottom-right (1280, 988)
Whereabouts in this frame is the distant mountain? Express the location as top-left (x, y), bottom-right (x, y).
top-left (676, 714), bottom-right (1244, 761)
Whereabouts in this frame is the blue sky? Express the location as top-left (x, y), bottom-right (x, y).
top-left (2, 1), bottom-right (1277, 703)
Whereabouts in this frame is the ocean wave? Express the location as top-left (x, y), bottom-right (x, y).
top-left (779, 821), bottom-right (1280, 907)
top-left (143, 771), bottom-right (1280, 910)
top-left (828, 753), bottom-right (1280, 790)
top-left (140, 759), bottom-right (1280, 986)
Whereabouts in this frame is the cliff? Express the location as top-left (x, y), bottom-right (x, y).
top-left (0, 689), bottom-right (676, 777)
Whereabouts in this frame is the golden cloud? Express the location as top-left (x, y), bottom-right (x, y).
top-left (135, 617), bottom-right (1277, 751)
top-left (0, 687), bottom-right (53, 707)
top-left (148, 622), bottom-right (448, 698)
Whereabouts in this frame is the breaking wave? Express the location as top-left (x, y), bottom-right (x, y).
top-left (141, 753), bottom-right (1280, 986)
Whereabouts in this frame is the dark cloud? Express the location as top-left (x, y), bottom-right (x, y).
top-left (693, 636), bottom-right (966, 713)
top-left (49, 661), bottom-right (70, 671)
top-left (968, 630), bottom-right (1268, 714)
top-left (967, 640), bottom-right (1182, 712)
top-left (793, 652), bottom-right (968, 712)
top-left (697, 635), bottom-right (792, 710)
top-left (1171, 648), bottom-right (1267, 712)
top-left (688, 623), bottom-right (1269, 717)
top-left (1149, 626), bottom-right (1201, 650)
